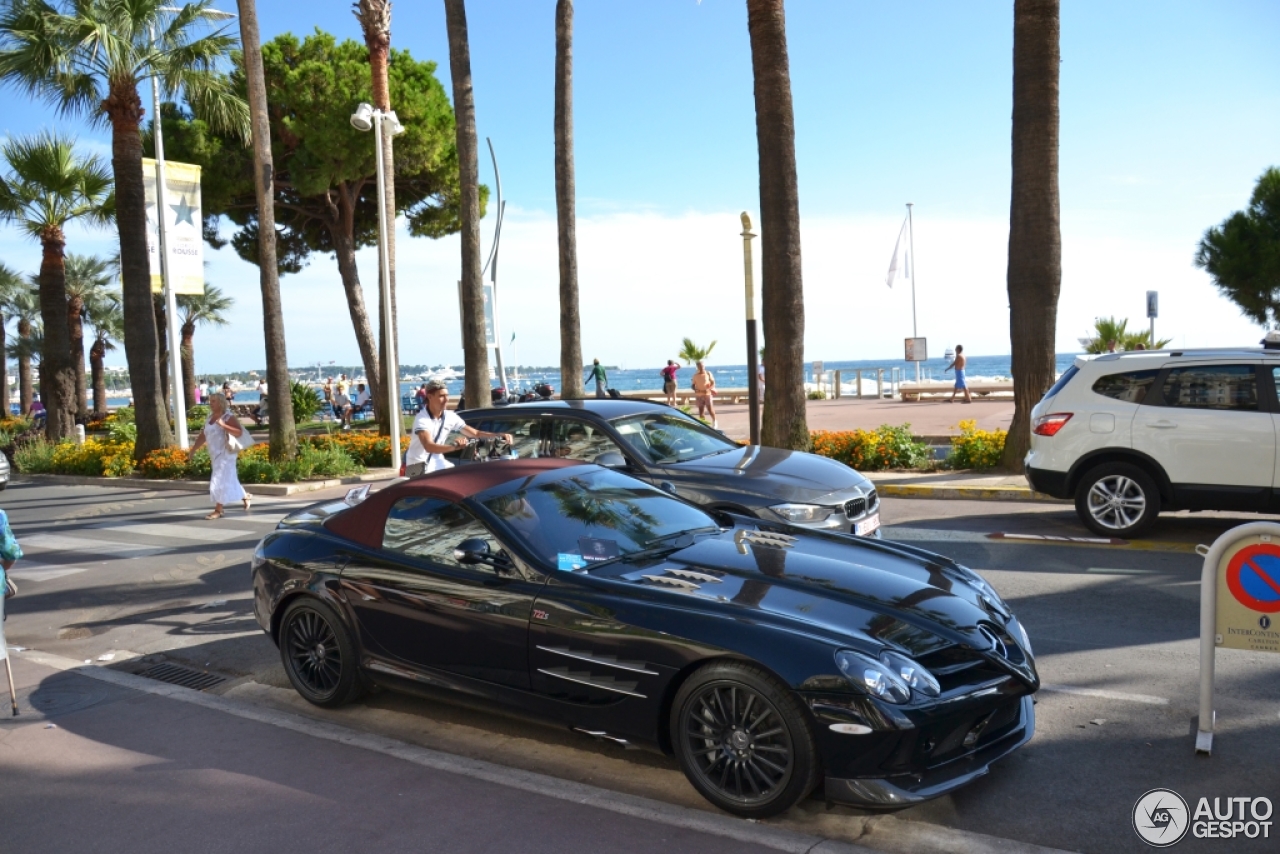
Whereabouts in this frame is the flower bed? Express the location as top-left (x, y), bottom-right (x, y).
top-left (947, 419), bottom-right (1007, 470)
top-left (810, 425), bottom-right (930, 471)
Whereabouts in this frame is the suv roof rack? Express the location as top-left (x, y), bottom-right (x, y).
top-left (1092, 347), bottom-right (1280, 361)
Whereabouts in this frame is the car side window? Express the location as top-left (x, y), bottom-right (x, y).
top-left (471, 416), bottom-right (542, 458)
top-left (1159, 364), bottom-right (1259, 411)
top-left (549, 419), bottom-right (624, 463)
top-left (383, 497), bottom-right (495, 567)
top-left (1091, 369), bottom-right (1159, 404)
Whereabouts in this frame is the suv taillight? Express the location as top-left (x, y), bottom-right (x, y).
top-left (1033, 413), bottom-right (1073, 436)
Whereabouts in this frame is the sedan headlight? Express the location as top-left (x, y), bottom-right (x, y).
top-left (834, 650), bottom-right (911, 704)
top-left (770, 503), bottom-right (833, 523)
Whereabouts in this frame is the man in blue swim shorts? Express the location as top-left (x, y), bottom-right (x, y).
top-left (945, 344), bottom-right (972, 403)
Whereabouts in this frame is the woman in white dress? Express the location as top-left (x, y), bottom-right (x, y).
top-left (187, 392), bottom-right (250, 519)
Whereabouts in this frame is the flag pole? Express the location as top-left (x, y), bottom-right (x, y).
top-left (907, 202), bottom-right (919, 383)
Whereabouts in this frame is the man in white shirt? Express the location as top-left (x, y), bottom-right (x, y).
top-left (406, 380), bottom-right (512, 475)
top-left (333, 385), bottom-right (352, 429)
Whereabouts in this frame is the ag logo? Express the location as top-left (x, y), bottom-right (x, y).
top-left (1134, 788), bottom-right (1190, 847)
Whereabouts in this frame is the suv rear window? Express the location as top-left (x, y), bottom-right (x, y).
top-left (1091, 369), bottom-right (1159, 403)
top-left (1043, 365), bottom-right (1079, 400)
top-left (1158, 364), bottom-right (1259, 410)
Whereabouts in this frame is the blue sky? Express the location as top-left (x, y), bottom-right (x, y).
top-left (1, 0), bottom-right (1277, 373)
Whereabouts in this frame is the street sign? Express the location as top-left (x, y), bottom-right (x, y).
top-left (1147, 290), bottom-right (1159, 319)
top-left (904, 337), bottom-right (927, 362)
top-left (1195, 524), bottom-right (1280, 754)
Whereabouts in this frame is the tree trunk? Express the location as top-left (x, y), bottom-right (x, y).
top-left (181, 321), bottom-right (196, 411)
top-left (154, 295), bottom-right (170, 409)
top-left (239, 0), bottom-right (298, 460)
top-left (0, 313), bottom-right (7, 419)
top-left (17, 318), bottom-right (32, 417)
top-left (746, 0), bottom-right (808, 451)
top-left (37, 230), bottom-right (76, 440)
top-left (68, 294), bottom-right (88, 421)
top-left (555, 0), bottom-right (583, 401)
top-left (444, 0), bottom-right (491, 411)
top-left (107, 81), bottom-right (174, 458)
top-left (357, 0), bottom-right (401, 440)
top-left (1000, 0), bottom-right (1061, 472)
top-left (330, 198), bottom-right (383, 417)
top-left (90, 337), bottom-right (107, 418)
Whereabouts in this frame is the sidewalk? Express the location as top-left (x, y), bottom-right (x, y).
top-left (715, 397), bottom-right (1014, 442)
top-left (0, 652), bottom-right (869, 854)
top-left (870, 470), bottom-right (1062, 503)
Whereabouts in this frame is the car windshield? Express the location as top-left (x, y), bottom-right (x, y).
top-left (610, 412), bottom-right (738, 464)
top-left (479, 468), bottom-right (719, 570)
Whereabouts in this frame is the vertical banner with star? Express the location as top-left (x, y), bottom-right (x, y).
top-left (142, 158), bottom-right (205, 294)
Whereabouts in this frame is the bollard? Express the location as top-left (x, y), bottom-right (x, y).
top-left (74, 424), bottom-right (85, 446)
top-left (855, 370), bottom-right (863, 399)
top-left (877, 368), bottom-right (884, 398)
top-left (833, 370), bottom-right (842, 400)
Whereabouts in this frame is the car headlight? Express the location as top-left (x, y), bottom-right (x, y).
top-left (879, 650), bottom-right (941, 698)
top-left (834, 650), bottom-right (911, 704)
top-left (770, 503), bottom-right (833, 523)
top-left (1011, 619), bottom-right (1033, 656)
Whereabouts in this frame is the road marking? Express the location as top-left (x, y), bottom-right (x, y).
top-left (89, 521), bottom-right (258, 542)
top-left (885, 527), bottom-right (1198, 554)
top-left (1085, 567), bottom-right (1158, 575)
top-left (6, 563), bottom-right (88, 581)
top-left (990, 532), bottom-right (1123, 545)
top-left (884, 527), bottom-right (991, 543)
top-left (1039, 684), bottom-right (1169, 705)
top-left (21, 534), bottom-right (170, 558)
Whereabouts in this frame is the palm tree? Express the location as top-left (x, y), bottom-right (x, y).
top-left (0, 132), bottom-right (112, 439)
top-left (64, 253), bottom-right (114, 420)
top-left (353, 0), bottom-right (400, 438)
top-left (745, 0), bottom-right (808, 451)
top-left (177, 285), bottom-right (232, 408)
top-left (0, 262), bottom-right (24, 414)
top-left (85, 289), bottom-right (122, 418)
top-left (0, 0), bottom-right (249, 457)
top-left (443, 0), bottom-right (491, 411)
top-left (678, 337), bottom-right (717, 365)
top-left (1000, 0), bottom-right (1061, 471)
top-left (235, 0), bottom-right (296, 461)
top-left (555, 0), bottom-right (583, 400)
top-left (1079, 316), bottom-right (1172, 354)
top-left (4, 288), bottom-right (40, 416)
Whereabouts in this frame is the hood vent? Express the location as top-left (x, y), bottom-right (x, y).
top-left (639, 574), bottom-right (700, 592)
top-left (734, 530), bottom-right (796, 550)
top-left (665, 568), bottom-right (723, 584)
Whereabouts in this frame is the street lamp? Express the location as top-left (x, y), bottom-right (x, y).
top-left (350, 101), bottom-right (405, 469)
top-left (151, 5), bottom-right (237, 449)
top-left (740, 212), bottom-right (760, 446)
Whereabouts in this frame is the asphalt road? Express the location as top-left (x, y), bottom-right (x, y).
top-left (3, 479), bottom-right (1279, 853)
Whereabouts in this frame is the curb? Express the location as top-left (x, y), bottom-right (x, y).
top-left (875, 483), bottom-right (1068, 504)
top-left (16, 469), bottom-right (399, 497)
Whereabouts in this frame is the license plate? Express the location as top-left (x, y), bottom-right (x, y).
top-left (854, 513), bottom-right (880, 536)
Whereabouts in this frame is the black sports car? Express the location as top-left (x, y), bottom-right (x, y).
top-left (252, 459), bottom-right (1037, 817)
top-left (458, 400), bottom-right (883, 537)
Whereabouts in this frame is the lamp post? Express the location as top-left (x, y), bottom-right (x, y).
top-left (740, 212), bottom-right (760, 446)
top-left (151, 6), bottom-right (236, 447)
top-left (351, 102), bottom-right (405, 470)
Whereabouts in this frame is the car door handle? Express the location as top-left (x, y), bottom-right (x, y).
top-left (1144, 421), bottom-right (1177, 429)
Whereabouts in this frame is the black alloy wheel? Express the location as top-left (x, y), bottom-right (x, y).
top-left (1074, 461), bottom-right (1161, 538)
top-left (671, 662), bottom-right (819, 818)
top-left (279, 599), bottom-right (364, 708)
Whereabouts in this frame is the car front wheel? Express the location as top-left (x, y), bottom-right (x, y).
top-left (1075, 462), bottom-right (1160, 538)
top-left (671, 661), bottom-right (819, 818)
top-left (279, 598), bottom-right (364, 708)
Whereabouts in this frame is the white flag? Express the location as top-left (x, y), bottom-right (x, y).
top-left (885, 216), bottom-right (911, 288)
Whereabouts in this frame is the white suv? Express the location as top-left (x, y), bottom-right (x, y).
top-left (1025, 348), bottom-right (1280, 537)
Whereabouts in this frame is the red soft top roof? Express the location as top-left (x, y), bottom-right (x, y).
top-left (323, 458), bottom-right (582, 549)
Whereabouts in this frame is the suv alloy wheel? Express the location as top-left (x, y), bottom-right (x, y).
top-left (1074, 462), bottom-right (1161, 538)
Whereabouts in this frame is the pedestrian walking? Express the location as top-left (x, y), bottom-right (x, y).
top-left (757, 363), bottom-right (765, 400)
top-left (661, 360), bottom-right (679, 406)
top-left (187, 392), bottom-right (251, 519)
top-left (415, 382), bottom-right (428, 409)
top-left (944, 344), bottom-right (972, 404)
top-left (692, 360), bottom-right (718, 428)
top-left (221, 382), bottom-right (236, 402)
top-left (406, 380), bottom-right (512, 476)
top-left (586, 359), bottom-right (609, 399)
top-left (1, 506), bottom-right (23, 716)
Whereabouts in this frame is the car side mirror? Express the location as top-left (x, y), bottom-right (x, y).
top-left (658, 481), bottom-right (679, 495)
top-left (595, 451), bottom-right (628, 469)
top-left (454, 537), bottom-right (492, 565)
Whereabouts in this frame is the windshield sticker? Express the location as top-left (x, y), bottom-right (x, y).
top-left (557, 553), bottom-right (589, 571)
top-left (579, 537), bottom-right (621, 562)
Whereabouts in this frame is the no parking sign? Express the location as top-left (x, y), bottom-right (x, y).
top-left (1195, 524), bottom-right (1280, 754)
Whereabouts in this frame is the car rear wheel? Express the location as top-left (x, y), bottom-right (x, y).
top-left (1075, 462), bottom-right (1161, 538)
top-left (671, 661), bottom-right (819, 818)
top-left (279, 598), bottom-right (364, 708)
